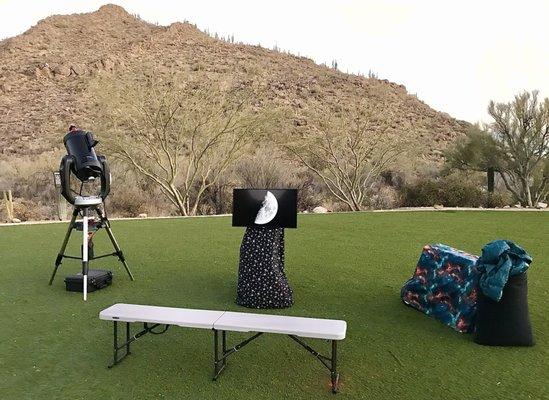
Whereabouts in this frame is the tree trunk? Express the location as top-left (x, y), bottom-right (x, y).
top-left (498, 171), bottom-right (522, 204)
top-left (522, 176), bottom-right (533, 207)
top-left (487, 168), bottom-right (495, 193)
top-left (168, 184), bottom-right (188, 216)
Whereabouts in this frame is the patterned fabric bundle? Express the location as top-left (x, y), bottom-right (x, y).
top-left (236, 227), bottom-right (293, 309)
top-left (401, 244), bottom-right (479, 333)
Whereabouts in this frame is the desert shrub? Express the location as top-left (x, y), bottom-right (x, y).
top-left (107, 187), bottom-right (148, 217)
top-left (0, 152), bottom-right (63, 221)
top-left (105, 166), bottom-right (174, 217)
top-left (369, 185), bottom-right (402, 209)
top-left (12, 198), bottom-right (55, 221)
top-left (438, 175), bottom-right (484, 207)
top-left (296, 176), bottom-right (326, 211)
top-left (401, 174), bottom-right (484, 207)
top-left (190, 62), bottom-right (205, 71)
top-left (235, 148), bottom-right (300, 189)
top-left (401, 179), bottom-right (440, 207)
top-left (233, 148), bottom-right (318, 211)
top-left (0, 151), bottom-right (60, 203)
top-left (484, 192), bottom-right (512, 208)
top-left (199, 174), bottom-right (234, 215)
top-left (380, 170), bottom-right (406, 190)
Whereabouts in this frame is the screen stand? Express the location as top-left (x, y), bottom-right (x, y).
top-left (236, 226), bottom-right (293, 309)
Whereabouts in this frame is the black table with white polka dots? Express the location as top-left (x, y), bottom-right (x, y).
top-left (236, 226), bottom-right (293, 309)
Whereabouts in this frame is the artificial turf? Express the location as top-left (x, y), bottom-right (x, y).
top-left (0, 211), bottom-right (547, 400)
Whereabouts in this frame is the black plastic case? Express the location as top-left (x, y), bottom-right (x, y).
top-left (64, 269), bottom-right (113, 293)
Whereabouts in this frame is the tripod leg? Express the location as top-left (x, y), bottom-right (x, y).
top-left (96, 207), bottom-right (134, 281)
top-left (82, 207), bottom-right (89, 301)
top-left (49, 208), bottom-right (78, 285)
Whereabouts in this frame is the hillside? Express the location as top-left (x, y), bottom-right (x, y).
top-left (0, 4), bottom-right (469, 159)
top-left (0, 4), bottom-right (476, 221)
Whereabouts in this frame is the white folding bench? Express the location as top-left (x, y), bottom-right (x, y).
top-left (100, 304), bottom-right (347, 393)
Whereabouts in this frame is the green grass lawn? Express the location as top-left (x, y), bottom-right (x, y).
top-left (0, 211), bottom-right (547, 400)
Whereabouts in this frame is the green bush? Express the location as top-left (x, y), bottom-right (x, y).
top-left (108, 187), bottom-right (147, 217)
top-left (401, 179), bottom-right (440, 207)
top-left (439, 175), bottom-right (484, 207)
top-left (401, 175), bottom-right (484, 207)
top-left (369, 185), bottom-right (402, 209)
top-left (484, 192), bottom-right (512, 208)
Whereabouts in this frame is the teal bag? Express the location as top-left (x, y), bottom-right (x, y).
top-left (476, 240), bottom-right (532, 302)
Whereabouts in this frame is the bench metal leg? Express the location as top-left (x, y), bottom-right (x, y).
top-left (126, 322), bottom-right (131, 355)
top-left (212, 329), bottom-right (263, 381)
top-left (331, 340), bottom-right (339, 394)
top-left (222, 330), bottom-right (227, 368)
top-left (109, 321), bottom-right (132, 368)
top-left (211, 330), bottom-right (340, 392)
top-left (213, 329), bottom-right (225, 380)
top-left (109, 321), bottom-right (119, 368)
top-left (288, 335), bottom-right (340, 393)
top-left (108, 321), bottom-right (169, 368)
top-left (105, 323), bottom-right (340, 393)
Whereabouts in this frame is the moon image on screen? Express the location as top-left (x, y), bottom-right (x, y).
top-left (254, 191), bottom-right (279, 225)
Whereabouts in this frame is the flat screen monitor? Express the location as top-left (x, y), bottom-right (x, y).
top-left (232, 189), bottom-right (297, 228)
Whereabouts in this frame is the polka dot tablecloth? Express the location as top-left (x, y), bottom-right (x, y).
top-left (236, 226), bottom-right (294, 309)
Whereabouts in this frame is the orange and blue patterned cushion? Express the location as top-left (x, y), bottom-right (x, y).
top-left (401, 244), bottom-right (479, 333)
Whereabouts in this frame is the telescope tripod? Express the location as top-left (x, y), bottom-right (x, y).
top-left (49, 198), bottom-right (134, 300)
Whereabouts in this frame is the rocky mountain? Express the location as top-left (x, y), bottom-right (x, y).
top-left (0, 4), bottom-right (469, 160)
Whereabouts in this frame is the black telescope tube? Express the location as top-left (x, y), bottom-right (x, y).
top-left (63, 130), bottom-right (103, 181)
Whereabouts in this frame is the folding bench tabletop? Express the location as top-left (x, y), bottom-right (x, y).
top-left (99, 303), bottom-right (225, 329)
top-left (214, 311), bottom-right (347, 340)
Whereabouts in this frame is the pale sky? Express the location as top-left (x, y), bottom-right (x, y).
top-left (1, 0), bottom-right (548, 123)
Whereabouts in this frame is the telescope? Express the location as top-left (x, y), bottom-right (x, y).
top-left (50, 129), bottom-right (133, 301)
top-left (59, 130), bottom-right (110, 205)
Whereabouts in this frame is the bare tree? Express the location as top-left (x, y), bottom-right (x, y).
top-left (93, 74), bottom-right (267, 216)
top-left (488, 91), bottom-right (549, 206)
top-left (284, 103), bottom-right (408, 211)
top-left (449, 91), bottom-right (549, 206)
